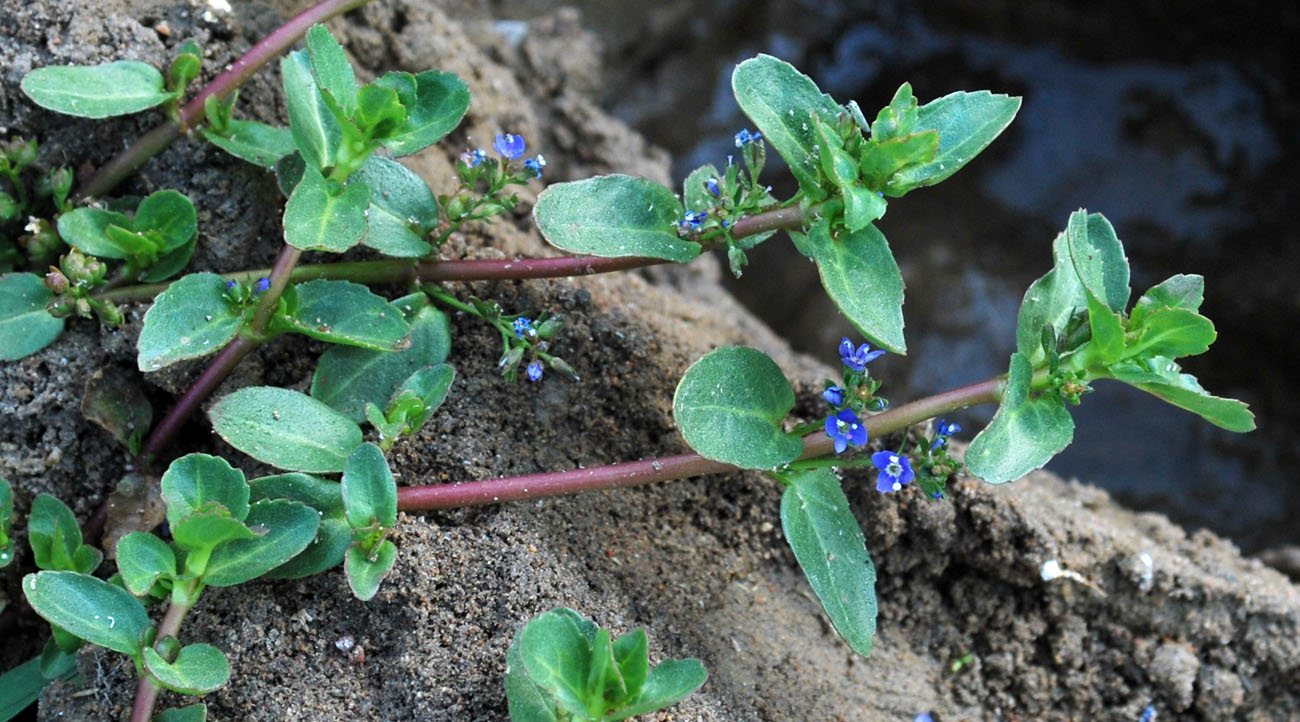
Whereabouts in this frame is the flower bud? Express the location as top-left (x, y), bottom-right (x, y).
top-left (43, 268), bottom-right (69, 294)
top-left (95, 301), bottom-right (124, 327)
top-left (498, 346), bottom-right (524, 371)
top-left (3, 138), bottom-right (37, 169)
top-left (536, 316), bottom-right (563, 338)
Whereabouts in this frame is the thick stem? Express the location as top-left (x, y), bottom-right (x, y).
top-left (76, 0), bottom-right (373, 199)
top-left (128, 589), bottom-right (197, 722)
top-left (397, 376), bottom-right (1003, 511)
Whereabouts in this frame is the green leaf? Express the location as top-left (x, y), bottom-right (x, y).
top-left (534, 175), bottom-right (699, 262)
top-left (672, 346), bottom-right (803, 469)
top-left (0, 273), bottom-right (64, 361)
top-left (797, 217), bottom-right (906, 354)
top-left (283, 164), bottom-right (370, 252)
top-left (341, 443), bottom-right (397, 528)
top-left (209, 386), bottom-right (363, 473)
top-left (386, 363), bottom-right (455, 431)
top-left (374, 70), bottom-right (470, 156)
top-left (344, 539), bottom-right (397, 601)
top-left (731, 54), bottom-right (841, 193)
top-left (281, 49), bottom-right (341, 171)
top-left (115, 532), bottom-right (176, 596)
top-left (277, 279), bottom-right (410, 350)
top-left (134, 190), bottom-right (197, 254)
top-left (56, 208), bottom-right (134, 259)
top-left (22, 571), bottom-right (150, 656)
top-left (611, 630), bottom-right (649, 701)
top-left (0, 654), bottom-right (75, 722)
top-left (203, 499), bottom-right (320, 586)
top-left (171, 511), bottom-right (258, 560)
top-left (870, 83), bottom-right (919, 141)
top-left (160, 453), bottom-right (250, 525)
top-left (506, 633), bottom-right (561, 722)
top-left (813, 119), bottom-right (859, 189)
top-left (137, 272), bottom-right (245, 372)
top-left (311, 303), bottom-right (451, 422)
top-left (154, 704), bottom-right (208, 722)
top-left (353, 156), bottom-right (436, 257)
top-left (1014, 232), bottom-right (1085, 366)
top-left (608, 658), bottom-right (707, 721)
top-left (264, 517), bottom-right (350, 579)
top-left (859, 131), bottom-right (939, 191)
top-left (778, 468), bottom-right (876, 657)
top-left (355, 84), bottom-right (407, 138)
top-left (585, 628), bottom-right (627, 714)
top-left (143, 643), bottom-right (230, 695)
top-left (248, 472), bottom-right (343, 516)
top-left (305, 25), bottom-right (357, 118)
top-left (1107, 358), bottom-right (1255, 432)
top-left (1124, 308), bottom-right (1215, 360)
top-left (1130, 274), bottom-right (1204, 328)
top-left (966, 352), bottom-right (1075, 484)
top-left (28, 494), bottom-right (100, 573)
top-left (518, 608), bottom-right (594, 717)
top-left (202, 120), bottom-right (296, 168)
top-left (1064, 211), bottom-right (1130, 363)
top-left (887, 89), bottom-right (1021, 192)
top-left (140, 235), bottom-right (197, 283)
top-left (22, 61), bottom-right (172, 118)
top-left (841, 184), bottom-right (887, 233)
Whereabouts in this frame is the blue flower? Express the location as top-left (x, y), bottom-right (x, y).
top-left (225, 279), bottom-right (237, 290)
top-left (822, 385), bottom-right (845, 407)
top-left (523, 154), bottom-right (546, 177)
top-left (493, 133), bottom-right (526, 159)
top-left (680, 210), bottom-right (707, 231)
top-left (936, 419), bottom-right (962, 437)
top-left (705, 176), bottom-right (721, 196)
top-left (914, 715), bottom-right (935, 722)
top-left (872, 451), bottom-right (914, 493)
top-left (513, 317), bottom-right (534, 339)
top-left (931, 491), bottom-right (944, 499)
top-left (825, 409), bottom-right (867, 454)
top-left (838, 337), bottom-right (885, 371)
top-left (734, 128), bottom-right (762, 147)
top-left (526, 360), bottom-right (544, 382)
top-left (461, 148), bottom-right (487, 166)
top-left (254, 277), bottom-right (271, 294)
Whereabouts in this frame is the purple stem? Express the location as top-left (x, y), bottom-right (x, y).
top-left (397, 377), bottom-right (1003, 511)
top-left (77, 0), bottom-right (373, 199)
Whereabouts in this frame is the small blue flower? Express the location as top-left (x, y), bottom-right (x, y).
top-left (931, 491), bottom-right (944, 499)
top-left (461, 148), bottom-right (487, 166)
top-left (721, 219), bottom-right (731, 228)
top-left (523, 154), bottom-right (546, 177)
top-left (225, 279), bottom-right (237, 290)
top-left (734, 128), bottom-right (762, 147)
top-left (822, 385), bottom-right (845, 407)
top-left (526, 360), bottom-right (544, 382)
top-left (877, 190), bottom-right (885, 198)
top-left (838, 337), bottom-right (885, 372)
top-left (825, 409), bottom-right (867, 454)
top-left (493, 133), bottom-right (526, 159)
top-left (680, 210), bottom-right (707, 231)
top-left (873, 451), bottom-right (914, 493)
top-left (705, 176), bottom-right (721, 196)
top-left (1139, 706), bottom-right (1157, 722)
top-left (254, 277), bottom-right (271, 294)
top-left (513, 317), bottom-right (534, 339)
top-left (914, 715), bottom-right (935, 722)
top-left (936, 419), bottom-right (962, 437)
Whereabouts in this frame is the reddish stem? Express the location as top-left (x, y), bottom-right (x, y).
top-left (397, 377), bottom-right (1003, 511)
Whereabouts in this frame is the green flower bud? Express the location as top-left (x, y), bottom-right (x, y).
top-left (548, 356), bottom-right (579, 381)
top-left (3, 137), bottom-right (37, 169)
top-left (536, 316), bottom-right (563, 338)
top-left (43, 268), bottom-right (69, 294)
top-left (94, 301), bottom-right (124, 327)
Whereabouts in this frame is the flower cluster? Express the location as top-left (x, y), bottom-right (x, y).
top-left (820, 337), bottom-right (888, 456)
top-left (679, 210), bottom-right (707, 231)
top-left (496, 313), bottom-right (576, 384)
top-left (734, 128), bottom-right (762, 147)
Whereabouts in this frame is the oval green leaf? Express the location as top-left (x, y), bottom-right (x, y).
top-left (311, 303), bottom-right (450, 422)
top-left (798, 218), bottom-right (906, 354)
top-left (518, 608), bottom-right (594, 717)
top-left (203, 499), bottom-right (320, 586)
top-left (115, 532), bottom-right (176, 596)
top-left (614, 658), bottom-right (708, 721)
top-left (264, 517), bottom-right (350, 580)
top-left (160, 453), bottom-right (250, 525)
top-left (966, 352), bottom-right (1075, 484)
top-left (305, 25), bottom-right (357, 118)
top-left (344, 539), bottom-right (397, 601)
top-left (277, 279), bottom-right (410, 350)
top-left (506, 633), bottom-right (561, 722)
top-left (534, 175), bottom-right (699, 262)
top-left (137, 272), bottom-right (245, 372)
top-left (341, 443), bottom-right (397, 529)
top-left (888, 90), bottom-right (1021, 191)
top-left (672, 346), bottom-right (802, 469)
top-left (22, 571), bottom-right (150, 656)
top-left (143, 643), bottom-right (230, 695)
top-left (731, 54), bottom-right (842, 192)
top-left (283, 165), bottom-right (370, 252)
top-left (375, 70), bottom-right (471, 156)
top-left (249, 472), bottom-right (343, 516)
top-left (56, 208), bottom-right (134, 259)
top-left (202, 120), bottom-right (297, 168)
top-left (209, 386), bottom-right (363, 473)
top-left (0, 273), bottom-right (64, 361)
top-left (778, 467), bottom-right (876, 657)
top-left (134, 190), bottom-right (197, 253)
top-left (154, 704), bottom-right (208, 722)
top-left (281, 49), bottom-right (341, 171)
top-left (353, 156), bottom-right (437, 257)
top-left (22, 61), bottom-right (172, 118)
top-left (1107, 358), bottom-right (1255, 432)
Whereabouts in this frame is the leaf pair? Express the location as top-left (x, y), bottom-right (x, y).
top-left (57, 190), bottom-right (198, 282)
top-left (967, 210), bottom-right (1254, 483)
top-left (506, 608), bottom-right (707, 722)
